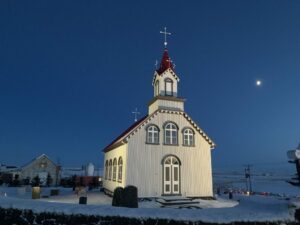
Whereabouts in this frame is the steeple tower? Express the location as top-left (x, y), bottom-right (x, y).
top-left (149, 46), bottom-right (185, 114)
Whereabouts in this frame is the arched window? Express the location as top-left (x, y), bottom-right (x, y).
top-left (146, 125), bottom-right (159, 144)
top-left (118, 157), bottom-right (123, 182)
top-left (105, 160), bottom-right (108, 180)
top-left (155, 80), bottom-right (160, 96)
top-left (112, 158), bottom-right (117, 181)
top-left (165, 78), bottom-right (173, 96)
top-left (108, 159), bottom-right (112, 180)
top-left (183, 128), bottom-right (194, 146)
top-left (164, 122), bottom-right (178, 145)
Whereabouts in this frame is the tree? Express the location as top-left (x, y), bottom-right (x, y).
top-left (11, 174), bottom-right (20, 187)
top-left (32, 175), bottom-right (40, 187)
top-left (46, 174), bottom-right (53, 187)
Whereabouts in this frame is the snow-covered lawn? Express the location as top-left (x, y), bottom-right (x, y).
top-left (0, 193), bottom-right (295, 223)
top-left (0, 185), bottom-right (297, 223)
top-left (0, 186), bottom-right (236, 209)
top-left (0, 172), bottom-right (299, 223)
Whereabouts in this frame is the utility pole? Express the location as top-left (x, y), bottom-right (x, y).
top-left (244, 164), bottom-right (253, 194)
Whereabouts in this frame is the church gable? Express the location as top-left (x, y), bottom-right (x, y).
top-left (103, 109), bottom-right (215, 153)
top-left (22, 154), bottom-right (57, 170)
top-left (127, 109), bottom-right (215, 148)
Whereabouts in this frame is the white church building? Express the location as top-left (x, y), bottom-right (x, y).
top-left (103, 43), bottom-right (215, 198)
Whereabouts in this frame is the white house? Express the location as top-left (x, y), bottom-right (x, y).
top-left (21, 154), bottom-right (61, 186)
top-left (103, 47), bottom-right (215, 198)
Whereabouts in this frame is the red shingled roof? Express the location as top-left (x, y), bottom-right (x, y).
top-left (156, 48), bottom-right (174, 74)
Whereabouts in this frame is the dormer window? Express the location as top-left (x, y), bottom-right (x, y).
top-left (165, 78), bottom-right (173, 96)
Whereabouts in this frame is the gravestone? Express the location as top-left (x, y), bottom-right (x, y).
top-left (122, 185), bottom-right (138, 208)
top-left (79, 196), bottom-right (87, 204)
top-left (112, 187), bottom-right (124, 207)
top-left (32, 187), bottom-right (41, 199)
top-left (50, 189), bottom-right (60, 196)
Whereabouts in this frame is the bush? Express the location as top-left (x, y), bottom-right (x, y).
top-left (31, 175), bottom-right (40, 187)
top-left (112, 187), bottom-right (124, 207)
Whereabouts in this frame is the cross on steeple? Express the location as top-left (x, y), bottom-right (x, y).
top-left (132, 108), bottom-right (140, 122)
top-left (160, 27), bottom-right (171, 47)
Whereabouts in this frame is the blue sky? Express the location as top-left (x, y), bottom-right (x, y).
top-left (0, 1), bottom-right (299, 171)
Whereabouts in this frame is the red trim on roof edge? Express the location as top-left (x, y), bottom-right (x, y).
top-left (103, 115), bottom-right (148, 152)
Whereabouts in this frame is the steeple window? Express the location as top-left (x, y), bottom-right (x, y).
top-left (165, 78), bottom-right (173, 96)
top-left (155, 80), bottom-right (160, 96)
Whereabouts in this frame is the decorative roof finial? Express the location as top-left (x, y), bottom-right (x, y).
top-left (160, 27), bottom-right (171, 48)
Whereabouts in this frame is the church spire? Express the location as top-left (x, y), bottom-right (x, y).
top-left (157, 27), bottom-right (174, 74)
top-left (149, 28), bottom-right (184, 114)
top-left (156, 48), bottom-right (174, 74)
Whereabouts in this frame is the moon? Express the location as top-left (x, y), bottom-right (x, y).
top-left (256, 80), bottom-right (262, 86)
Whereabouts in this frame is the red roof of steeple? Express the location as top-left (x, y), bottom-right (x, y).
top-left (157, 48), bottom-right (174, 74)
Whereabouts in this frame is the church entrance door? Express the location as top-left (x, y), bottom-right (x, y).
top-left (163, 156), bottom-right (180, 195)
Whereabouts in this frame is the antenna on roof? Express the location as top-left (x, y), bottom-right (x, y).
top-left (132, 108), bottom-right (140, 122)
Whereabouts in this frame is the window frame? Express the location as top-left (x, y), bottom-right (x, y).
top-left (164, 122), bottom-right (178, 145)
top-left (108, 159), bottom-right (112, 180)
top-left (118, 157), bottom-right (123, 183)
top-left (146, 124), bottom-right (160, 144)
top-left (155, 80), bottom-right (160, 96)
top-left (164, 78), bottom-right (173, 96)
top-left (112, 158), bottom-right (117, 181)
top-left (182, 128), bottom-right (195, 147)
top-left (105, 160), bottom-right (108, 180)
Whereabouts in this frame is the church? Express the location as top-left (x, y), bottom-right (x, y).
top-left (103, 34), bottom-right (215, 198)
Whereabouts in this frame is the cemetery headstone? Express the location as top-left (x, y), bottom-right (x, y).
top-left (122, 185), bottom-right (138, 208)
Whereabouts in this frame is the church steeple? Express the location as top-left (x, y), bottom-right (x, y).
top-left (156, 48), bottom-right (174, 75)
top-left (149, 45), bottom-right (184, 115)
top-left (152, 47), bottom-right (179, 98)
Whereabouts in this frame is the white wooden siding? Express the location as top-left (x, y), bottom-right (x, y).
top-left (149, 99), bottom-right (184, 114)
top-left (126, 112), bottom-right (213, 198)
top-left (154, 70), bottom-right (178, 97)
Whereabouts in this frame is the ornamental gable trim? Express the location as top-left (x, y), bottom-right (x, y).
top-left (103, 109), bottom-right (215, 152)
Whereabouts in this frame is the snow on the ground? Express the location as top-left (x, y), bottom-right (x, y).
top-left (0, 185), bottom-right (297, 223)
top-left (0, 171), bottom-right (298, 223)
top-left (214, 171), bottom-right (300, 197)
top-left (0, 194), bottom-right (295, 223)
